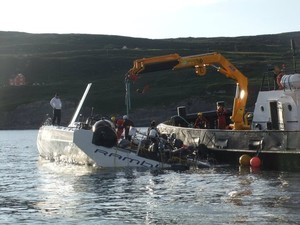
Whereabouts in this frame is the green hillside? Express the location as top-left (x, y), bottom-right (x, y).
top-left (0, 31), bottom-right (299, 128)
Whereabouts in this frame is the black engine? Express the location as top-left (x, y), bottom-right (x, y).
top-left (92, 120), bottom-right (117, 148)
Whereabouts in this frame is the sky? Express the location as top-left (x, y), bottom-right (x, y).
top-left (1, 0), bottom-right (300, 39)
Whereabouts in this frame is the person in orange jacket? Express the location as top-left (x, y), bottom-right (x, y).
top-left (115, 116), bottom-right (124, 140)
top-left (216, 101), bottom-right (227, 129)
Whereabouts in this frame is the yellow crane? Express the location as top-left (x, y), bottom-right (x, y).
top-left (126, 52), bottom-right (249, 130)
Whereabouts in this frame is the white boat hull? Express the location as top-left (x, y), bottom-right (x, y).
top-left (37, 126), bottom-right (95, 165)
top-left (37, 125), bottom-right (170, 169)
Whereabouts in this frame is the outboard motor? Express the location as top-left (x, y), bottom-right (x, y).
top-left (92, 119), bottom-right (117, 148)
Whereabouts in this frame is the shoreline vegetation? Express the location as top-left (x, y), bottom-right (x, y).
top-left (0, 31), bottom-right (299, 129)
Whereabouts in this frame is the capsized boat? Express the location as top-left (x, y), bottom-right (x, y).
top-left (37, 84), bottom-right (212, 170)
top-left (125, 49), bottom-right (300, 171)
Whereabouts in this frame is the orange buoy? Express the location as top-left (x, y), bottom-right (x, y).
top-left (250, 156), bottom-right (261, 167)
top-left (239, 154), bottom-right (251, 166)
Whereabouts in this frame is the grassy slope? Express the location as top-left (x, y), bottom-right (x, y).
top-left (0, 31), bottom-right (299, 119)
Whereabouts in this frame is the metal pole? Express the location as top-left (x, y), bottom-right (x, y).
top-left (125, 78), bottom-right (131, 116)
top-left (291, 39), bottom-right (297, 73)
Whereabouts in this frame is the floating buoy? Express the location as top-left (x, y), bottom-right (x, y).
top-left (250, 156), bottom-right (261, 168)
top-left (239, 154), bottom-right (251, 166)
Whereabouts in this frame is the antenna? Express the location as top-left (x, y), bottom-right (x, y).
top-left (125, 76), bottom-right (131, 116)
top-left (291, 39), bottom-right (297, 73)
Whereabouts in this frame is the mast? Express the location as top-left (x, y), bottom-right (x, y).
top-left (125, 77), bottom-right (131, 116)
top-left (68, 83), bottom-right (92, 127)
top-left (291, 39), bottom-right (297, 73)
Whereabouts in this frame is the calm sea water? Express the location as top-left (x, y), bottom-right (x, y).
top-left (1, 130), bottom-right (300, 224)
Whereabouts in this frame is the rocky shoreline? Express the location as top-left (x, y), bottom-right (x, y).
top-left (0, 97), bottom-right (215, 130)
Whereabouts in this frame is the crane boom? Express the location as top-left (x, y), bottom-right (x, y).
top-left (126, 52), bottom-right (249, 130)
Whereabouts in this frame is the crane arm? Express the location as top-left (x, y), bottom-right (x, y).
top-left (126, 52), bottom-right (249, 130)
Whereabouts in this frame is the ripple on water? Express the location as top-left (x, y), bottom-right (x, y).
top-left (1, 130), bottom-right (300, 224)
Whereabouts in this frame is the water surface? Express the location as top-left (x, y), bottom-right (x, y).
top-left (0, 130), bottom-right (299, 224)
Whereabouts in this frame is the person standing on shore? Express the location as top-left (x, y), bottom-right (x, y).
top-left (50, 93), bottom-right (62, 125)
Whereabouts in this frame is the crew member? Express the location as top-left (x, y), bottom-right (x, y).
top-left (110, 116), bottom-right (116, 129)
top-left (244, 112), bottom-right (253, 127)
top-left (50, 93), bottom-right (62, 125)
top-left (147, 120), bottom-right (160, 141)
top-left (194, 112), bottom-right (209, 128)
top-left (273, 65), bottom-right (285, 90)
top-left (123, 115), bottom-right (134, 141)
top-left (115, 116), bottom-right (124, 140)
top-left (216, 101), bottom-right (227, 129)
top-left (147, 120), bottom-right (160, 152)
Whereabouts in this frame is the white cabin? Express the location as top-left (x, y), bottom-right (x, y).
top-left (252, 73), bottom-right (300, 131)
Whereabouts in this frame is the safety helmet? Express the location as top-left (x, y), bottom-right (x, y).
top-left (247, 113), bottom-right (253, 119)
top-left (151, 120), bottom-right (156, 127)
top-left (217, 101), bottom-right (225, 107)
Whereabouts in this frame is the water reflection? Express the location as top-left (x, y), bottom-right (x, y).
top-left (224, 167), bottom-right (300, 224)
top-left (29, 158), bottom-right (300, 224)
top-left (36, 160), bottom-right (161, 222)
top-left (2, 130), bottom-right (300, 224)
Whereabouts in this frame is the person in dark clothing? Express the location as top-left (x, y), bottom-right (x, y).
top-left (122, 115), bottom-right (134, 141)
top-left (147, 120), bottom-right (160, 141)
top-left (147, 120), bottom-right (160, 153)
top-left (194, 112), bottom-right (209, 128)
